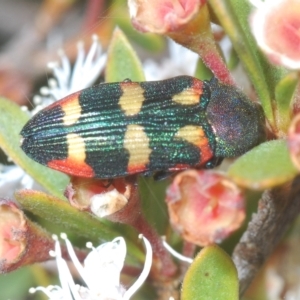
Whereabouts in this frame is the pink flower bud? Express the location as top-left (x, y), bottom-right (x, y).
top-left (166, 170), bottom-right (245, 246)
top-left (128, 0), bottom-right (234, 84)
top-left (0, 199), bottom-right (54, 273)
top-left (250, 0), bottom-right (300, 69)
top-left (128, 0), bottom-right (206, 33)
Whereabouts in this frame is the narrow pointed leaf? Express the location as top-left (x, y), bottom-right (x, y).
top-left (275, 73), bottom-right (298, 134)
top-left (0, 98), bottom-right (69, 199)
top-left (228, 140), bottom-right (298, 190)
top-left (138, 176), bottom-right (169, 234)
top-left (181, 244), bottom-right (238, 300)
top-left (15, 189), bottom-right (144, 259)
top-left (106, 27), bottom-right (145, 82)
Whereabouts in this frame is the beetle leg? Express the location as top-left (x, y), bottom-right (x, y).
top-left (204, 157), bottom-right (223, 169)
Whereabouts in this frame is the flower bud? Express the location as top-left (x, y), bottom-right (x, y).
top-left (128, 0), bottom-right (205, 33)
top-left (0, 199), bottom-right (54, 273)
top-left (128, 0), bottom-right (234, 84)
top-left (166, 170), bottom-right (245, 246)
top-left (250, 0), bottom-right (300, 69)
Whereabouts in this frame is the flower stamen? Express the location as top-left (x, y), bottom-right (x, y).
top-left (162, 237), bottom-right (193, 264)
top-left (124, 234), bottom-right (153, 300)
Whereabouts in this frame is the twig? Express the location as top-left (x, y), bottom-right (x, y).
top-left (232, 176), bottom-right (300, 295)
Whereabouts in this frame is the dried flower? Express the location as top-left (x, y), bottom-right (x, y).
top-left (66, 177), bottom-right (132, 218)
top-left (128, 0), bottom-right (205, 33)
top-left (250, 0), bottom-right (300, 69)
top-left (0, 199), bottom-right (54, 273)
top-left (166, 170), bottom-right (245, 246)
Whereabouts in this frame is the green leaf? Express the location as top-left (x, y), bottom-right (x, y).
top-left (15, 190), bottom-right (115, 241)
top-left (0, 267), bottom-right (39, 299)
top-left (194, 58), bottom-right (214, 81)
top-left (181, 244), bottom-right (238, 300)
top-left (227, 47), bottom-right (239, 71)
top-left (208, 0), bottom-right (287, 129)
top-left (0, 98), bottom-right (69, 199)
top-left (106, 27), bottom-right (145, 82)
top-left (274, 72), bottom-right (298, 134)
top-left (138, 176), bottom-right (169, 235)
top-left (15, 189), bottom-right (144, 259)
top-left (228, 140), bottom-right (298, 190)
top-left (118, 24), bottom-right (166, 53)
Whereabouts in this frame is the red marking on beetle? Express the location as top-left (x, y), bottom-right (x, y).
top-left (46, 91), bottom-right (81, 109)
top-left (48, 159), bottom-right (95, 178)
top-left (127, 164), bottom-right (147, 174)
top-left (198, 141), bottom-right (214, 165)
top-left (191, 77), bottom-right (205, 96)
top-left (168, 164), bottom-right (195, 172)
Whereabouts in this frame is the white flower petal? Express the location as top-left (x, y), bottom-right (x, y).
top-left (70, 36), bottom-right (106, 92)
top-left (29, 234), bottom-right (151, 299)
top-left (29, 285), bottom-right (65, 299)
top-left (144, 39), bottom-right (198, 80)
top-left (70, 41), bottom-right (86, 90)
top-left (84, 237), bottom-right (126, 292)
top-left (31, 35), bottom-right (106, 115)
top-left (90, 189), bottom-right (128, 218)
top-left (0, 165), bottom-right (34, 197)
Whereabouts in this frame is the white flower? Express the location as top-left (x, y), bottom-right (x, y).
top-left (143, 39), bottom-right (199, 80)
top-left (31, 35), bottom-right (107, 115)
top-left (4, 36), bottom-right (107, 196)
top-left (0, 164), bottom-right (34, 197)
top-left (29, 234), bottom-right (152, 300)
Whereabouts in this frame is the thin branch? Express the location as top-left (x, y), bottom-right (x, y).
top-left (232, 176), bottom-right (300, 295)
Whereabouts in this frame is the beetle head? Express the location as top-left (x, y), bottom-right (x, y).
top-left (206, 78), bottom-right (266, 158)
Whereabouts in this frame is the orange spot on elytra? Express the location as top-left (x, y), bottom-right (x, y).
top-left (175, 126), bottom-right (214, 165)
top-left (48, 159), bottom-right (94, 178)
top-left (127, 164), bottom-right (147, 174)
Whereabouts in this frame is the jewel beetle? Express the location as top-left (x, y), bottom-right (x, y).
top-left (20, 76), bottom-right (266, 179)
